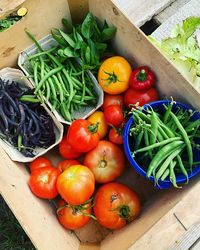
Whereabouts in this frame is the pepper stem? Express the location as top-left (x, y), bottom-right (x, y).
top-left (137, 69), bottom-right (147, 82)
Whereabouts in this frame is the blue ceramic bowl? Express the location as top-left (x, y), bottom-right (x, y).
top-left (123, 100), bottom-right (200, 189)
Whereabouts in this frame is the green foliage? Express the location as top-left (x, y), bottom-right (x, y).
top-left (0, 196), bottom-right (35, 250)
top-left (0, 16), bottom-right (21, 32)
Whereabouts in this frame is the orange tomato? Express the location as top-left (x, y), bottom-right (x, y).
top-left (87, 111), bottom-right (108, 139)
top-left (56, 165), bottom-right (95, 205)
top-left (98, 56), bottom-right (132, 94)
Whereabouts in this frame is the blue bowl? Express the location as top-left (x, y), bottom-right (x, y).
top-left (123, 100), bottom-right (200, 189)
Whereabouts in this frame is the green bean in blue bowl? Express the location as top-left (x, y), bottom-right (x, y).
top-left (123, 100), bottom-right (200, 189)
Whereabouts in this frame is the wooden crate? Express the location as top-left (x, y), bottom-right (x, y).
top-left (1, 0), bottom-right (200, 249)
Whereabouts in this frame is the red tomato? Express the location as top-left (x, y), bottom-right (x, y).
top-left (58, 159), bottom-right (81, 172)
top-left (67, 119), bottom-right (100, 153)
top-left (56, 165), bottom-right (95, 205)
top-left (102, 94), bottom-right (124, 110)
top-left (83, 140), bottom-right (125, 183)
top-left (57, 199), bottom-right (91, 230)
top-left (124, 87), bottom-right (159, 108)
top-left (104, 105), bottom-right (124, 127)
top-left (93, 182), bottom-right (141, 230)
top-left (59, 135), bottom-right (82, 159)
top-left (28, 166), bottom-right (60, 199)
top-left (30, 157), bottom-right (52, 173)
top-left (109, 127), bottom-right (123, 145)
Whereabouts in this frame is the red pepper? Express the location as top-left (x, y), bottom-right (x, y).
top-left (129, 66), bottom-right (156, 90)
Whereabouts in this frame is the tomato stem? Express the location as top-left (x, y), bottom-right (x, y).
top-left (88, 122), bottom-right (99, 134)
top-left (102, 71), bottom-right (120, 86)
top-left (137, 69), bottom-right (147, 82)
top-left (110, 205), bottom-right (131, 222)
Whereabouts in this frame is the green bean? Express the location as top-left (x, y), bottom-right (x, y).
top-left (170, 111), bottom-right (193, 169)
top-left (28, 47), bottom-right (57, 60)
top-left (144, 129), bottom-right (152, 158)
top-left (33, 61), bottom-right (39, 86)
top-left (185, 119), bottom-right (200, 133)
top-left (158, 126), bottom-right (169, 140)
top-left (163, 102), bottom-right (173, 123)
top-left (57, 72), bottom-right (69, 95)
top-left (169, 161), bottom-right (181, 188)
top-left (146, 140), bottom-right (184, 178)
top-left (47, 77), bottom-right (57, 101)
top-left (60, 102), bottom-right (71, 121)
top-left (52, 75), bottom-right (64, 102)
top-left (35, 66), bottom-right (64, 93)
top-left (161, 169), bottom-right (170, 181)
top-left (176, 155), bottom-right (189, 184)
top-left (134, 130), bottom-right (144, 151)
top-left (134, 137), bottom-right (181, 154)
top-left (150, 111), bottom-right (158, 145)
top-left (81, 70), bottom-right (86, 103)
top-left (155, 147), bottom-right (183, 181)
top-left (19, 95), bottom-right (40, 103)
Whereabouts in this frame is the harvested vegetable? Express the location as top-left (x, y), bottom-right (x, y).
top-left (93, 182), bottom-right (141, 229)
top-left (0, 78), bottom-right (56, 157)
top-left (56, 165), bottom-right (95, 205)
top-left (51, 12), bottom-right (116, 73)
top-left (57, 199), bottom-right (93, 230)
top-left (149, 17), bottom-right (200, 90)
top-left (129, 100), bottom-right (200, 187)
top-left (25, 31), bottom-right (98, 122)
top-left (98, 56), bottom-right (132, 94)
top-left (129, 66), bottom-right (156, 90)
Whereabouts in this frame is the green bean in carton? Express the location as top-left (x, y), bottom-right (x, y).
top-left (0, 68), bottom-right (63, 162)
top-left (18, 34), bottom-right (104, 125)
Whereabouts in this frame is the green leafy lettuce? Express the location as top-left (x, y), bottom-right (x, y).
top-left (149, 17), bottom-right (200, 89)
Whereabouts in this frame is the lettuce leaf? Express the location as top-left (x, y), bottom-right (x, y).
top-left (149, 17), bottom-right (200, 90)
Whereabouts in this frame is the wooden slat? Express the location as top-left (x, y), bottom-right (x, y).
top-left (168, 221), bottom-right (200, 250)
top-left (152, 0), bottom-right (200, 40)
top-left (0, 0), bottom-right (71, 68)
top-left (154, 0), bottom-right (191, 24)
top-left (112, 0), bottom-right (175, 27)
top-left (128, 181), bottom-right (200, 250)
top-left (0, 0), bottom-right (26, 19)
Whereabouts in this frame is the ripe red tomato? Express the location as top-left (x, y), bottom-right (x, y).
top-left (108, 127), bottom-right (123, 145)
top-left (104, 105), bottom-right (124, 127)
top-left (30, 157), bottom-right (52, 173)
top-left (59, 135), bottom-right (82, 159)
top-left (124, 87), bottom-right (159, 108)
top-left (67, 119), bottom-right (100, 153)
top-left (102, 94), bottom-right (124, 110)
top-left (83, 140), bottom-right (125, 183)
top-left (56, 165), bottom-right (95, 205)
top-left (58, 159), bottom-right (81, 172)
top-left (57, 199), bottom-right (91, 230)
top-left (28, 166), bottom-right (60, 199)
top-left (93, 182), bottom-right (141, 230)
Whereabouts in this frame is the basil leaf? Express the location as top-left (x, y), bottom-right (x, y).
top-left (101, 27), bottom-right (116, 41)
top-left (81, 12), bottom-right (95, 39)
top-left (63, 47), bottom-right (75, 57)
top-left (51, 29), bottom-right (67, 46)
top-left (62, 18), bottom-right (73, 33)
top-left (85, 46), bottom-right (91, 64)
top-left (59, 30), bottom-right (75, 48)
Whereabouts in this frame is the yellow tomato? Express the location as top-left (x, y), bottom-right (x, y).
top-left (88, 111), bottom-right (108, 139)
top-left (98, 56), bottom-right (132, 94)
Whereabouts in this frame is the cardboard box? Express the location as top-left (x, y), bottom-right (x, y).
top-left (1, 0), bottom-right (200, 249)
